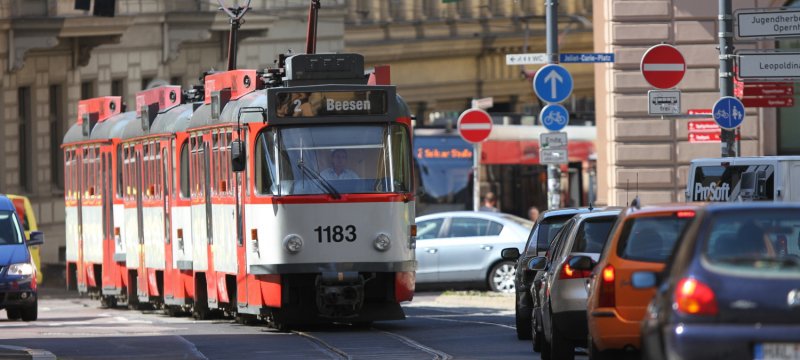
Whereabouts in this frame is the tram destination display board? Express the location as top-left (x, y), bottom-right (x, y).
top-left (275, 90), bottom-right (388, 117)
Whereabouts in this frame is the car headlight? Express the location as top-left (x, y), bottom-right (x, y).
top-left (283, 234), bottom-right (303, 253)
top-left (374, 234), bottom-right (391, 251)
top-left (8, 263), bottom-right (34, 277)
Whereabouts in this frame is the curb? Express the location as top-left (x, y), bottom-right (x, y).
top-left (0, 345), bottom-right (56, 360)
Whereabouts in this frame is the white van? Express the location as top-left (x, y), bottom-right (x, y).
top-left (686, 156), bottom-right (800, 202)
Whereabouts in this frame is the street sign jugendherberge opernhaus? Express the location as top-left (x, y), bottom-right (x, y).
top-left (737, 8), bottom-right (800, 38)
top-left (737, 52), bottom-right (800, 80)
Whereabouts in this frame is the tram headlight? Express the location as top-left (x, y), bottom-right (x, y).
top-left (373, 234), bottom-right (391, 252)
top-left (283, 234), bottom-right (303, 253)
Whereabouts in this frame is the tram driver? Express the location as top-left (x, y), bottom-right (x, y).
top-left (321, 149), bottom-right (360, 180)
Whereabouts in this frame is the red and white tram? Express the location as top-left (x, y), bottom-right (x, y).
top-left (63, 1), bottom-right (416, 327)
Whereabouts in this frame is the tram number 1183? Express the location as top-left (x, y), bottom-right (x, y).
top-left (314, 225), bottom-right (357, 243)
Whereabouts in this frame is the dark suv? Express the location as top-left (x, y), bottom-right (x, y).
top-left (502, 208), bottom-right (592, 340)
top-left (0, 195), bottom-right (44, 321)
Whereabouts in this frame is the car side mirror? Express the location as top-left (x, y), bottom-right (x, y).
top-left (631, 271), bottom-right (658, 289)
top-left (230, 139), bottom-right (246, 173)
top-left (27, 231), bottom-right (44, 247)
top-left (568, 255), bottom-right (595, 271)
top-left (501, 247), bottom-right (520, 261)
top-left (528, 256), bottom-right (547, 271)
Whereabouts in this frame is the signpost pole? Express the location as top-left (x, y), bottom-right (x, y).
top-left (473, 143), bottom-right (480, 211)
top-left (546, 0), bottom-right (561, 210)
top-left (719, 0), bottom-right (736, 157)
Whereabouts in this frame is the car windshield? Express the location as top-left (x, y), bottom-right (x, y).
top-left (617, 215), bottom-right (693, 262)
top-left (704, 210), bottom-right (800, 275)
top-left (255, 124), bottom-right (411, 196)
top-left (571, 216), bottom-right (617, 253)
top-left (0, 211), bottom-right (24, 245)
top-left (524, 214), bottom-right (574, 256)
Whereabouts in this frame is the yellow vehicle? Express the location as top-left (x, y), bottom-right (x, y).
top-left (7, 195), bottom-right (42, 284)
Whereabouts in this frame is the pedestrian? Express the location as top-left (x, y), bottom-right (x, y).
top-left (528, 206), bottom-right (540, 222)
top-left (479, 192), bottom-right (499, 212)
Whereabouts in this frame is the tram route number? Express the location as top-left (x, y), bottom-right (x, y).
top-left (314, 225), bottom-right (357, 243)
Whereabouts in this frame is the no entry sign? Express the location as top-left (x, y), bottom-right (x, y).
top-left (457, 109), bottom-right (493, 143)
top-left (641, 44), bottom-right (686, 89)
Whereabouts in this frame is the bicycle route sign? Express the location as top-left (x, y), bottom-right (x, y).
top-left (533, 64), bottom-right (573, 104)
top-left (712, 96), bottom-right (745, 130)
top-left (539, 104), bottom-right (569, 131)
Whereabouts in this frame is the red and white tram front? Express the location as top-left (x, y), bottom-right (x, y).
top-left (243, 86), bottom-right (416, 323)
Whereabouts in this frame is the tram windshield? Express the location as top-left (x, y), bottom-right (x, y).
top-left (254, 124), bottom-right (412, 196)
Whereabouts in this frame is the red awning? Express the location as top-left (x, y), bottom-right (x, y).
top-left (480, 140), bottom-right (595, 165)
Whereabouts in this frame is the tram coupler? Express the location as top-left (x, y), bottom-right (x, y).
top-left (315, 271), bottom-right (365, 318)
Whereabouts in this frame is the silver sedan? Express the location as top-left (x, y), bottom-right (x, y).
top-left (415, 211), bottom-right (534, 292)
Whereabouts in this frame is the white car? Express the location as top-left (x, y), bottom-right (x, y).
top-left (415, 211), bottom-right (534, 292)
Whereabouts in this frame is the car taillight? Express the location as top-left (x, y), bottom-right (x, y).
top-left (676, 210), bottom-right (696, 218)
top-left (559, 258), bottom-right (592, 279)
top-left (674, 278), bottom-right (718, 316)
top-left (598, 264), bottom-right (615, 307)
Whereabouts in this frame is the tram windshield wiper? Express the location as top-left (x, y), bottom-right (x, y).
top-left (296, 161), bottom-right (341, 199)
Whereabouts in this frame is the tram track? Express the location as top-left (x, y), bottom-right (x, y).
top-left (293, 326), bottom-right (452, 360)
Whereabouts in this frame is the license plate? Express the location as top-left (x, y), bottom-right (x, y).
top-left (755, 343), bottom-right (800, 360)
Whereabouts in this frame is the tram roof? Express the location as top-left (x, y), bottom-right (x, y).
top-left (90, 111), bottom-right (136, 141)
top-left (150, 103), bottom-right (195, 134)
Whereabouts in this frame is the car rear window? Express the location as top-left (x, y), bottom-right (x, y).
top-left (571, 216), bottom-right (617, 253)
top-left (617, 215), bottom-right (693, 262)
top-left (704, 210), bottom-right (800, 275)
top-left (524, 214), bottom-right (573, 255)
top-left (0, 211), bottom-right (24, 245)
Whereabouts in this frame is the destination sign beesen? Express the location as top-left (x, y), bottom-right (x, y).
top-left (275, 90), bottom-right (387, 117)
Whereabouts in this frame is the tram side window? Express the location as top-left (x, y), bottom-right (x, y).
top-left (254, 131), bottom-right (277, 195)
top-left (180, 142), bottom-right (190, 199)
top-left (116, 146), bottom-right (123, 198)
top-left (388, 124), bottom-right (412, 192)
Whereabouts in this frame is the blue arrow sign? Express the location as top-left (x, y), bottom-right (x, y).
top-left (559, 53), bottom-right (615, 63)
top-left (712, 96), bottom-right (745, 130)
top-left (533, 64), bottom-right (573, 104)
top-left (540, 104), bottom-right (569, 131)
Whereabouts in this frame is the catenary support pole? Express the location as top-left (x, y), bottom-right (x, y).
top-left (546, 0), bottom-right (562, 210)
top-left (719, 0), bottom-right (736, 157)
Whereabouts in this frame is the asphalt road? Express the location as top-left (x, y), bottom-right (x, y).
top-left (0, 287), bottom-right (588, 359)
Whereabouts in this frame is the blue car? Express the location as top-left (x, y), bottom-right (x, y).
top-left (0, 195), bottom-right (43, 321)
top-left (638, 203), bottom-right (800, 360)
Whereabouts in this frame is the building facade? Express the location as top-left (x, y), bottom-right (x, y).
top-left (0, 0), bottom-right (346, 277)
top-left (344, 0), bottom-right (595, 124)
top-left (592, 0), bottom-right (783, 207)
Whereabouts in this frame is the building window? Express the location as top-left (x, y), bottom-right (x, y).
top-left (81, 81), bottom-right (95, 100)
top-left (142, 77), bottom-right (154, 90)
top-left (50, 85), bottom-right (65, 189)
top-left (111, 79), bottom-right (125, 98)
top-left (18, 87), bottom-right (32, 192)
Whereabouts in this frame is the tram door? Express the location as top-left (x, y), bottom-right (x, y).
top-left (76, 148), bottom-right (86, 292)
top-left (202, 139), bottom-right (217, 303)
top-left (101, 149), bottom-right (115, 289)
top-left (136, 148), bottom-right (147, 301)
